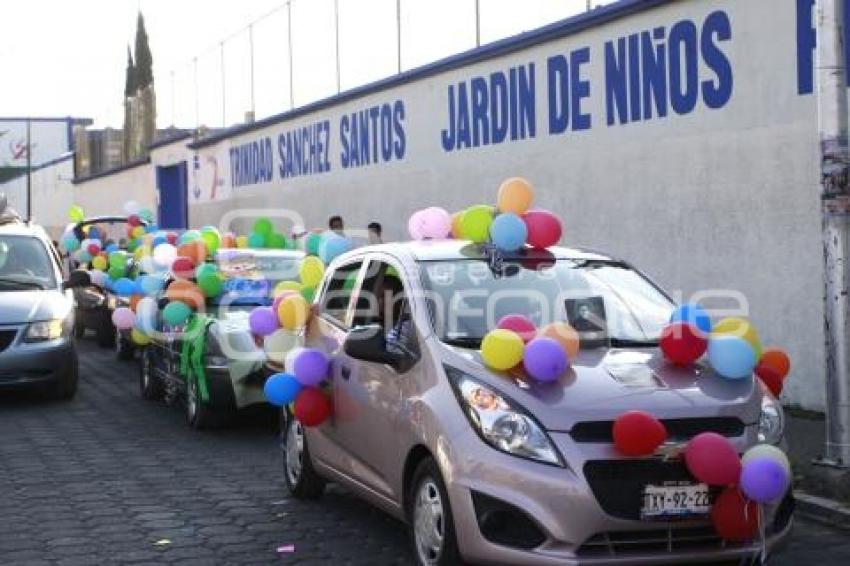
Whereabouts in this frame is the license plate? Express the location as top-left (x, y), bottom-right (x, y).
top-left (641, 483), bottom-right (711, 519)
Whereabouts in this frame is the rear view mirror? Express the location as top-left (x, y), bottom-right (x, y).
top-left (344, 324), bottom-right (403, 368)
top-left (63, 269), bottom-right (92, 290)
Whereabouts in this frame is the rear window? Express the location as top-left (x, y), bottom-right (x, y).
top-left (0, 235), bottom-right (57, 291)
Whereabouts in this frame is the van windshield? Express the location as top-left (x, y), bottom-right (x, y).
top-left (0, 235), bottom-right (57, 291)
top-left (418, 258), bottom-right (674, 348)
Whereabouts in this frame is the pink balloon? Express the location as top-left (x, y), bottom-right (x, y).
top-left (684, 432), bottom-right (741, 486)
top-left (409, 207), bottom-right (451, 240)
top-left (497, 314), bottom-right (537, 343)
top-left (111, 307), bottom-right (136, 330)
top-left (523, 209), bottom-right (563, 249)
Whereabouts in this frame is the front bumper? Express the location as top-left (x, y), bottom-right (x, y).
top-left (0, 329), bottom-right (76, 388)
top-left (443, 428), bottom-right (793, 565)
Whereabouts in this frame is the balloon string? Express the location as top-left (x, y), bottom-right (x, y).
top-left (758, 504), bottom-right (767, 565)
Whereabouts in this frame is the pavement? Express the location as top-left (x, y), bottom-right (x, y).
top-left (0, 339), bottom-right (848, 565)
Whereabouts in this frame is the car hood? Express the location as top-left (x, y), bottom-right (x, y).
top-left (0, 290), bottom-right (72, 325)
top-left (443, 344), bottom-right (762, 432)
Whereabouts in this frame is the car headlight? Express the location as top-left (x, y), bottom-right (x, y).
top-left (445, 365), bottom-right (564, 467)
top-left (25, 319), bottom-right (65, 342)
top-left (758, 394), bottom-right (785, 445)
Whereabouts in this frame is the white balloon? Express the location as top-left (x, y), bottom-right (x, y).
top-left (742, 444), bottom-right (791, 477)
top-left (124, 200), bottom-right (141, 215)
top-left (264, 329), bottom-right (298, 364)
top-left (152, 243), bottom-right (177, 269)
top-left (284, 347), bottom-right (307, 373)
top-left (89, 270), bottom-right (106, 287)
top-left (135, 297), bottom-right (159, 333)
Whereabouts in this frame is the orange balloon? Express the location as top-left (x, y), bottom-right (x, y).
top-left (539, 322), bottom-right (580, 360)
top-left (497, 177), bottom-right (534, 214)
top-left (450, 211), bottom-right (463, 239)
top-left (129, 294), bottom-right (142, 312)
top-left (176, 240), bottom-right (208, 264)
top-left (759, 348), bottom-right (791, 380)
top-left (166, 279), bottom-right (204, 310)
top-left (221, 233), bottom-right (237, 249)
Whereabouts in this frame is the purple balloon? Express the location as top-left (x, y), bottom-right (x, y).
top-left (740, 457), bottom-right (790, 504)
top-left (293, 349), bottom-right (330, 387)
top-left (523, 337), bottom-right (569, 382)
top-left (249, 307), bottom-right (279, 337)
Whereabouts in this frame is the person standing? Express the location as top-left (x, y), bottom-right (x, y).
top-left (368, 222), bottom-right (383, 244)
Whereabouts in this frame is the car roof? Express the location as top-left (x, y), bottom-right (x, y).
top-left (0, 220), bottom-right (46, 238)
top-left (349, 239), bottom-right (616, 263)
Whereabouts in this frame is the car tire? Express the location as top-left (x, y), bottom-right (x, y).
top-left (116, 329), bottom-right (134, 361)
top-left (73, 319), bottom-right (85, 339)
top-left (408, 458), bottom-right (463, 566)
top-left (186, 376), bottom-right (218, 430)
top-left (281, 410), bottom-right (325, 499)
top-left (139, 347), bottom-right (164, 401)
top-left (49, 359), bottom-right (79, 401)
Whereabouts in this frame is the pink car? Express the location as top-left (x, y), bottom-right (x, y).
top-left (281, 241), bottom-right (791, 565)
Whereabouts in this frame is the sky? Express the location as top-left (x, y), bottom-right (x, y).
top-left (0, 0), bottom-right (615, 129)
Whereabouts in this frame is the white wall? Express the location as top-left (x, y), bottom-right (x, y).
top-left (0, 155), bottom-right (77, 238)
top-left (72, 162), bottom-right (156, 222)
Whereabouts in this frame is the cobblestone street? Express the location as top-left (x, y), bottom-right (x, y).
top-left (0, 340), bottom-right (847, 565)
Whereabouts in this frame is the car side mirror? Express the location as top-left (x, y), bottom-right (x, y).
top-left (344, 324), bottom-right (404, 368)
top-left (63, 269), bottom-right (91, 290)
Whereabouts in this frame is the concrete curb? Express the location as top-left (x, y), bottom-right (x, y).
top-left (794, 491), bottom-right (850, 530)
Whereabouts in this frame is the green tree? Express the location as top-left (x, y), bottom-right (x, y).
top-left (124, 45), bottom-right (136, 97)
top-left (134, 12), bottom-right (154, 89)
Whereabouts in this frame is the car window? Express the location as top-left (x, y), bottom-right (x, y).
top-left (0, 235), bottom-right (57, 291)
top-left (319, 261), bottom-right (363, 328)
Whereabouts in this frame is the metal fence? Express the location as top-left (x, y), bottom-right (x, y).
top-left (160, 0), bottom-right (611, 129)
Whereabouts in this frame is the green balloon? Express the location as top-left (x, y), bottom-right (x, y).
top-left (126, 239), bottom-right (139, 253)
top-left (139, 208), bottom-right (155, 223)
top-left (198, 273), bottom-right (224, 298)
top-left (108, 265), bottom-right (125, 280)
top-left (163, 301), bottom-right (192, 326)
top-left (254, 218), bottom-right (273, 236)
top-left (201, 230), bottom-right (221, 255)
top-left (267, 232), bottom-right (288, 249)
top-left (301, 286), bottom-right (316, 303)
top-left (461, 205), bottom-right (494, 243)
top-left (306, 233), bottom-right (322, 256)
top-left (195, 263), bottom-right (218, 280)
top-left (109, 251), bottom-right (128, 268)
top-left (247, 232), bottom-right (266, 248)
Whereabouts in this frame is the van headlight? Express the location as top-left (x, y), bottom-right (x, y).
top-left (446, 365), bottom-right (564, 467)
top-left (25, 319), bottom-right (65, 342)
top-left (758, 394), bottom-right (785, 445)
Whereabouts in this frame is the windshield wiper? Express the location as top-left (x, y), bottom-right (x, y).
top-left (442, 336), bottom-right (482, 349)
top-left (609, 337), bottom-right (659, 348)
top-left (0, 276), bottom-right (47, 290)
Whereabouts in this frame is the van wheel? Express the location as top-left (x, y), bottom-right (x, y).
top-left (281, 411), bottom-right (325, 499)
top-left (139, 348), bottom-right (163, 400)
top-left (186, 377), bottom-right (218, 429)
top-left (49, 360), bottom-right (79, 400)
top-left (408, 458), bottom-right (462, 566)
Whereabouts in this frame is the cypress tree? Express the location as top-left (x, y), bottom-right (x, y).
top-left (134, 12), bottom-right (154, 89)
top-left (124, 45), bottom-right (136, 97)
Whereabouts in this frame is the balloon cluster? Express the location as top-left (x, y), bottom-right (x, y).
top-left (480, 315), bottom-right (579, 382)
top-left (408, 177), bottom-right (563, 252)
top-left (611, 410), bottom-right (791, 542)
top-left (660, 303), bottom-right (791, 396)
top-left (264, 348), bottom-right (332, 427)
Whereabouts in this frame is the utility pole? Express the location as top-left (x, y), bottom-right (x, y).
top-left (817, 0), bottom-right (850, 468)
top-left (249, 24), bottom-right (256, 117)
top-left (475, 0), bottom-right (480, 47)
top-left (25, 119), bottom-right (31, 221)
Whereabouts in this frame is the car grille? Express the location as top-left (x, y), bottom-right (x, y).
top-left (0, 329), bottom-right (18, 353)
top-left (577, 525), bottom-right (737, 557)
top-left (570, 417), bottom-right (746, 443)
top-left (583, 459), bottom-right (717, 520)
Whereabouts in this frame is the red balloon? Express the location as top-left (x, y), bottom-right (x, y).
top-left (684, 432), bottom-right (741, 486)
top-left (660, 322), bottom-right (707, 365)
top-left (294, 388), bottom-right (331, 427)
top-left (711, 487), bottom-right (760, 542)
top-left (87, 243), bottom-right (101, 255)
top-left (171, 257), bottom-right (196, 280)
top-left (612, 411), bottom-right (667, 456)
top-left (756, 365), bottom-right (783, 397)
top-left (497, 314), bottom-right (537, 343)
top-left (522, 209), bottom-right (563, 249)
top-left (166, 232), bottom-right (179, 245)
top-left (128, 214), bottom-right (141, 227)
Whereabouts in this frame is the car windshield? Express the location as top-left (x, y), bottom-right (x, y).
top-left (419, 258), bottom-right (674, 348)
top-left (213, 251), bottom-right (301, 306)
top-left (0, 235), bottom-right (57, 291)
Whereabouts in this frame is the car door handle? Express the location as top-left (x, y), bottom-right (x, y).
top-left (341, 366), bottom-right (351, 380)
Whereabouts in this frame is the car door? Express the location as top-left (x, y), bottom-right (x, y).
top-left (329, 257), bottom-right (417, 504)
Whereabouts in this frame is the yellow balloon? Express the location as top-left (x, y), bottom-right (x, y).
top-left (497, 177), bottom-right (534, 214)
top-left (131, 328), bottom-right (151, 346)
top-left (450, 211), bottom-right (463, 239)
top-left (131, 226), bottom-right (146, 239)
top-left (92, 256), bottom-right (108, 271)
top-left (481, 329), bottom-right (525, 370)
top-left (278, 294), bottom-right (309, 330)
top-left (712, 317), bottom-right (762, 359)
top-left (274, 280), bottom-right (304, 296)
top-left (299, 256), bottom-right (325, 287)
top-left (236, 235), bottom-right (249, 249)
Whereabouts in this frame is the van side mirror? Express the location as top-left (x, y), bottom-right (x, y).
top-left (344, 324), bottom-right (404, 368)
top-left (63, 269), bottom-right (91, 290)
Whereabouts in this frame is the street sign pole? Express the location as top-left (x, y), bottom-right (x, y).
top-left (817, 0), bottom-right (850, 468)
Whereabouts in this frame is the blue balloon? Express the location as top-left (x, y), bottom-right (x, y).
top-left (179, 230), bottom-right (202, 244)
top-left (105, 243), bottom-right (119, 253)
top-left (152, 236), bottom-right (167, 247)
top-left (102, 275), bottom-right (113, 290)
top-left (319, 234), bottom-right (353, 264)
top-left (670, 303), bottom-right (712, 334)
top-left (88, 227), bottom-right (100, 239)
top-left (112, 277), bottom-right (137, 297)
top-left (145, 224), bottom-right (159, 234)
top-left (137, 274), bottom-right (165, 296)
top-left (62, 235), bottom-right (80, 252)
top-left (489, 213), bottom-right (528, 252)
top-left (247, 232), bottom-right (266, 248)
top-left (707, 336), bottom-right (756, 380)
top-left (264, 373), bottom-right (303, 407)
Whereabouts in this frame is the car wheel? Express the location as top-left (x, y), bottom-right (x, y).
top-left (186, 377), bottom-right (218, 429)
top-left (116, 329), bottom-right (134, 361)
top-left (281, 410), bottom-right (325, 499)
top-left (139, 347), bottom-right (164, 401)
top-left (49, 359), bottom-right (79, 400)
top-left (408, 458), bottom-right (462, 566)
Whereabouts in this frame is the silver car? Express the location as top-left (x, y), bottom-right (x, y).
top-left (281, 241), bottom-right (792, 565)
